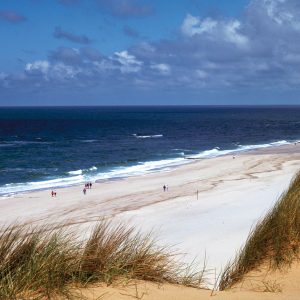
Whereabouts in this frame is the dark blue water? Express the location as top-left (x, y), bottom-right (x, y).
top-left (1, 106), bottom-right (300, 195)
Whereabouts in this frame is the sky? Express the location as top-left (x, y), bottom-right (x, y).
top-left (0, 0), bottom-right (300, 105)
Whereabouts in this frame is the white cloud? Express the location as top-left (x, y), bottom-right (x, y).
top-left (263, 0), bottom-right (289, 24)
top-left (25, 60), bottom-right (50, 74)
top-left (151, 63), bottom-right (170, 75)
top-left (24, 60), bottom-right (81, 81)
top-left (93, 60), bottom-right (118, 72)
top-left (114, 50), bottom-right (143, 73)
top-left (223, 20), bottom-right (249, 47)
top-left (252, 0), bottom-right (300, 29)
top-left (181, 14), bottom-right (248, 48)
top-left (51, 63), bottom-right (80, 79)
top-left (181, 14), bottom-right (217, 36)
top-left (4, 0), bottom-right (300, 101)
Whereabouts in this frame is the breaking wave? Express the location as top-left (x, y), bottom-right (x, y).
top-left (0, 139), bottom-right (294, 196)
top-left (133, 134), bottom-right (163, 139)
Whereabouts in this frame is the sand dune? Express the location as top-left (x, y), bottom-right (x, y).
top-left (63, 261), bottom-right (300, 299)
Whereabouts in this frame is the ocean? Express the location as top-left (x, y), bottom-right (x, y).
top-left (1, 106), bottom-right (300, 196)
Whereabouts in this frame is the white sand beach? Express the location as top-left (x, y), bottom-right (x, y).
top-left (1, 144), bottom-right (300, 283)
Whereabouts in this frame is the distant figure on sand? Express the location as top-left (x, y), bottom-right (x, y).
top-left (89, 182), bottom-right (92, 189)
top-left (83, 188), bottom-right (86, 195)
top-left (163, 185), bottom-right (166, 192)
top-left (51, 191), bottom-right (57, 197)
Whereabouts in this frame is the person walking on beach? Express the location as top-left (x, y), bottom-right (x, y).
top-left (83, 188), bottom-right (86, 195)
top-left (51, 190), bottom-right (54, 197)
top-left (89, 182), bottom-right (92, 189)
top-left (163, 185), bottom-right (166, 192)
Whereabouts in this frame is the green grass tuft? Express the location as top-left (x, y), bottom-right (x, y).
top-left (0, 221), bottom-right (206, 299)
top-left (219, 171), bottom-right (300, 290)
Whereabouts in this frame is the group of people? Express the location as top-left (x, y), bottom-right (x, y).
top-left (51, 183), bottom-right (93, 197)
top-left (163, 185), bottom-right (169, 192)
top-left (83, 182), bottom-right (93, 195)
top-left (85, 182), bottom-right (92, 189)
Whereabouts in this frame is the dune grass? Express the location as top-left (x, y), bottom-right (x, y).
top-left (0, 221), bottom-right (206, 299)
top-left (219, 171), bottom-right (300, 290)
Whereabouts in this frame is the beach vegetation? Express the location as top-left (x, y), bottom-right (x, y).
top-left (0, 221), bottom-right (206, 299)
top-left (219, 171), bottom-right (300, 290)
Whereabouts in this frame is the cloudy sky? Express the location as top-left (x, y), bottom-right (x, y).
top-left (1, 0), bottom-right (300, 105)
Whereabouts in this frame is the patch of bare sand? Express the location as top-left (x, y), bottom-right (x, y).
top-left (59, 261), bottom-right (300, 300)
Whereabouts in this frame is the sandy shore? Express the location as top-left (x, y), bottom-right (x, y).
top-left (66, 260), bottom-right (300, 300)
top-left (1, 143), bottom-right (300, 284)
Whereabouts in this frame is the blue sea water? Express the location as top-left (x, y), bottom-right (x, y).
top-left (1, 106), bottom-right (300, 196)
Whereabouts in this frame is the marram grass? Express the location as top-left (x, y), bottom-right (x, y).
top-left (0, 221), bottom-right (206, 299)
top-left (219, 171), bottom-right (300, 290)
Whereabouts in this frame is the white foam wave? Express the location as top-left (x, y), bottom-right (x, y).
top-left (133, 134), bottom-right (163, 139)
top-left (188, 148), bottom-right (234, 159)
top-left (81, 140), bottom-right (98, 143)
top-left (0, 139), bottom-right (295, 196)
top-left (0, 140), bottom-right (52, 147)
top-left (68, 167), bottom-right (97, 175)
top-left (172, 148), bottom-right (192, 152)
top-left (93, 157), bottom-right (187, 181)
top-left (188, 140), bottom-right (290, 159)
top-left (1, 175), bottom-right (84, 196)
top-left (237, 140), bottom-right (289, 151)
top-left (68, 170), bottom-right (83, 175)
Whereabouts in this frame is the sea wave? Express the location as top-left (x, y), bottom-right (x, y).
top-left (0, 143), bottom-right (15, 148)
top-left (172, 148), bottom-right (193, 152)
top-left (67, 166), bottom-right (98, 175)
top-left (93, 157), bottom-right (187, 181)
top-left (0, 139), bottom-right (295, 196)
top-left (187, 140), bottom-right (290, 159)
top-left (237, 140), bottom-right (289, 151)
top-left (80, 140), bottom-right (98, 143)
top-left (68, 170), bottom-right (83, 175)
top-left (187, 148), bottom-right (234, 159)
top-left (0, 140), bottom-right (52, 147)
top-left (1, 175), bottom-right (84, 196)
top-left (133, 134), bottom-right (163, 139)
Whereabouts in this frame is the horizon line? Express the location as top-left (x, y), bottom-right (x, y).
top-left (1, 104), bottom-right (300, 108)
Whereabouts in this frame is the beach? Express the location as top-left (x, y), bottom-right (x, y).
top-left (67, 261), bottom-right (300, 300)
top-left (1, 144), bottom-right (300, 284)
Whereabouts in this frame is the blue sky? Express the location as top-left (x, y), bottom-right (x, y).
top-left (0, 0), bottom-right (300, 105)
